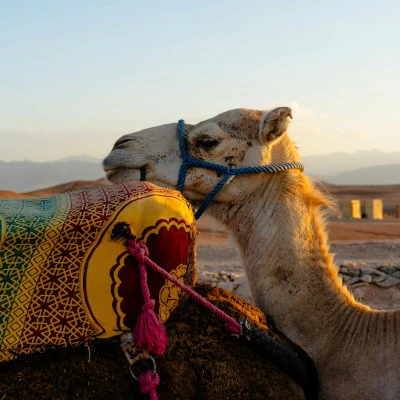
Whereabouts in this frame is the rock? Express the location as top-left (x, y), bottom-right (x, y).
top-left (349, 276), bottom-right (361, 285)
top-left (222, 272), bottom-right (242, 282)
top-left (218, 271), bottom-right (230, 281)
top-left (339, 267), bottom-right (349, 273)
top-left (379, 266), bottom-right (397, 275)
top-left (343, 261), bottom-right (368, 270)
top-left (346, 270), bottom-right (360, 277)
top-left (369, 268), bottom-right (387, 277)
top-left (372, 275), bottom-right (386, 283)
top-left (391, 271), bottom-right (400, 279)
top-left (345, 262), bottom-right (362, 270)
top-left (198, 271), bottom-right (217, 282)
top-left (360, 268), bottom-right (376, 277)
top-left (360, 275), bottom-right (373, 283)
top-left (374, 275), bottom-right (400, 288)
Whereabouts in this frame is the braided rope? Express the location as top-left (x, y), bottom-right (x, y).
top-left (194, 173), bottom-right (235, 219)
top-left (176, 119), bottom-right (304, 219)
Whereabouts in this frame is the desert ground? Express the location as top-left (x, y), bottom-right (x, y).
top-left (1, 180), bottom-right (400, 310)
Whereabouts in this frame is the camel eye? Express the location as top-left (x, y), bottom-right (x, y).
top-left (196, 136), bottom-right (219, 150)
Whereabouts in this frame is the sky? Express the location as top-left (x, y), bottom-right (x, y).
top-left (1, 0), bottom-right (400, 162)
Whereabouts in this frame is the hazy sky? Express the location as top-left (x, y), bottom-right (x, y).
top-left (1, 1), bottom-right (399, 162)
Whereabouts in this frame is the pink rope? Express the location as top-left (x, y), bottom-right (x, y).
top-left (133, 242), bottom-right (151, 304)
top-left (129, 241), bottom-right (168, 355)
top-left (139, 370), bottom-right (160, 400)
top-left (127, 239), bottom-right (241, 335)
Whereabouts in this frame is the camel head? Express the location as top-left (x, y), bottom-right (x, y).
top-left (103, 107), bottom-right (301, 209)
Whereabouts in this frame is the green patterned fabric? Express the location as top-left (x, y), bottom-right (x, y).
top-left (0, 195), bottom-right (64, 345)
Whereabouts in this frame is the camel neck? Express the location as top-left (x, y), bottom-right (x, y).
top-left (210, 173), bottom-right (372, 355)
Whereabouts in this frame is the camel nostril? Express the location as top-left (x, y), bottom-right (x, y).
top-left (113, 137), bottom-right (132, 150)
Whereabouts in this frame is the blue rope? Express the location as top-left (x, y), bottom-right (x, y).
top-left (176, 119), bottom-right (304, 219)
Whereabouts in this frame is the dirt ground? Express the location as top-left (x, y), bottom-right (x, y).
top-left (196, 216), bottom-right (400, 263)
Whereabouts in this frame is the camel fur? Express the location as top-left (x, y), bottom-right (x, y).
top-left (104, 107), bottom-right (400, 400)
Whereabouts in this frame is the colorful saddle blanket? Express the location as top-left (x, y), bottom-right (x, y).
top-left (0, 182), bottom-right (196, 362)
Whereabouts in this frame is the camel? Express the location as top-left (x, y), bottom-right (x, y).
top-left (103, 107), bottom-right (400, 400)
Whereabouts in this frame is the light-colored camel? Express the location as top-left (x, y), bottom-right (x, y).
top-left (103, 107), bottom-right (400, 400)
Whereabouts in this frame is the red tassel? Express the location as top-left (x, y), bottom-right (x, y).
top-left (133, 299), bottom-right (167, 355)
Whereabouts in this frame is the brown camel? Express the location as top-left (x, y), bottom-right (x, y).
top-left (103, 106), bottom-right (400, 399)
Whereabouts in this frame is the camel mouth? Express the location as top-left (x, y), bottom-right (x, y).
top-left (104, 167), bottom-right (142, 184)
top-left (104, 168), bottom-right (122, 181)
top-left (139, 167), bottom-right (147, 181)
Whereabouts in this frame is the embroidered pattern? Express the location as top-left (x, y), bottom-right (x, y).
top-left (0, 182), bottom-right (195, 362)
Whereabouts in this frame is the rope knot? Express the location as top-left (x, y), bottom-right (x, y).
top-left (141, 300), bottom-right (155, 312)
top-left (128, 239), bottom-right (149, 264)
top-left (139, 370), bottom-right (160, 400)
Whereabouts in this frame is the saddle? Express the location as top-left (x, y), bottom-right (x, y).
top-left (0, 182), bottom-right (196, 362)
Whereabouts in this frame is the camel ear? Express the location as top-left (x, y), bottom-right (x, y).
top-left (260, 107), bottom-right (292, 142)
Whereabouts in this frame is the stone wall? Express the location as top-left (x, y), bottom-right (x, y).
top-left (340, 199), bottom-right (384, 219)
top-left (340, 199), bottom-right (361, 219)
top-left (365, 199), bottom-right (383, 219)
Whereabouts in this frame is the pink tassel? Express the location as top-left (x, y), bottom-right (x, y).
top-left (133, 299), bottom-right (167, 355)
top-left (139, 370), bottom-right (160, 400)
top-left (126, 239), bottom-right (168, 355)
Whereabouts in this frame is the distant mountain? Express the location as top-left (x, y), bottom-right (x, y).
top-left (303, 150), bottom-right (400, 178)
top-left (0, 179), bottom-right (109, 199)
top-left (0, 159), bottom-right (105, 192)
top-left (58, 155), bottom-right (102, 163)
top-left (319, 164), bottom-right (400, 185)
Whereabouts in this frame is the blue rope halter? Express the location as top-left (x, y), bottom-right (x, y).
top-left (176, 119), bottom-right (305, 219)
